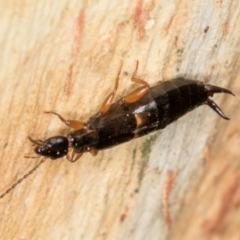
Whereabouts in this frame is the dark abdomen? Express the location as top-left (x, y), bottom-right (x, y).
top-left (150, 78), bottom-right (208, 129)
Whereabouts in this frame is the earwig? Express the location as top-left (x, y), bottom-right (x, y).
top-left (0, 62), bottom-right (234, 198)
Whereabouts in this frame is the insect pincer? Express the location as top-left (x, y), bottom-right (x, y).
top-left (204, 84), bottom-right (235, 120)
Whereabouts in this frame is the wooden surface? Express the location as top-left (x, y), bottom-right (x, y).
top-left (0, 0), bottom-right (239, 239)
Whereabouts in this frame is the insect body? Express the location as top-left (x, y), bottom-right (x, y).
top-left (33, 63), bottom-right (234, 162)
top-left (0, 62), bottom-right (234, 198)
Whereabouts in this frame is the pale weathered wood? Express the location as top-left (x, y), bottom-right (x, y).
top-left (0, 0), bottom-right (239, 239)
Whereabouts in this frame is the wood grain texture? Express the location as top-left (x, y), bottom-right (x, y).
top-left (0, 0), bottom-right (239, 239)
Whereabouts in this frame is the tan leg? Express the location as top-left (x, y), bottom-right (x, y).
top-left (124, 61), bottom-right (149, 103)
top-left (28, 136), bottom-right (44, 146)
top-left (44, 111), bottom-right (85, 130)
top-left (89, 148), bottom-right (98, 156)
top-left (99, 62), bottom-right (123, 113)
top-left (131, 61), bottom-right (149, 85)
top-left (67, 151), bottom-right (83, 162)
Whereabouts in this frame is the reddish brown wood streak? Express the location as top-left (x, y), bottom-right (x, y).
top-left (173, 36), bottom-right (178, 49)
top-left (133, 0), bottom-right (143, 29)
top-left (206, 170), bottom-right (240, 234)
top-left (65, 63), bottom-right (74, 96)
top-left (222, 22), bottom-right (228, 38)
top-left (162, 169), bottom-right (177, 228)
top-left (133, 0), bottom-right (151, 40)
top-left (74, 9), bottom-right (85, 57)
top-left (65, 9), bottom-right (85, 96)
top-left (120, 207), bottom-right (128, 223)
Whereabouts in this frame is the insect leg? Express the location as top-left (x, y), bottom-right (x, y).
top-left (28, 136), bottom-right (44, 146)
top-left (124, 61), bottom-right (150, 103)
top-left (44, 111), bottom-right (85, 130)
top-left (89, 147), bottom-right (98, 156)
top-left (99, 62), bottom-right (123, 113)
top-left (67, 151), bottom-right (83, 162)
top-left (205, 98), bottom-right (230, 120)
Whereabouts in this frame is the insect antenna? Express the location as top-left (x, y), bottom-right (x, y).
top-left (0, 157), bottom-right (47, 199)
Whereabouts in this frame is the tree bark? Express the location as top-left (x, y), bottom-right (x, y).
top-left (0, 0), bottom-right (239, 239)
